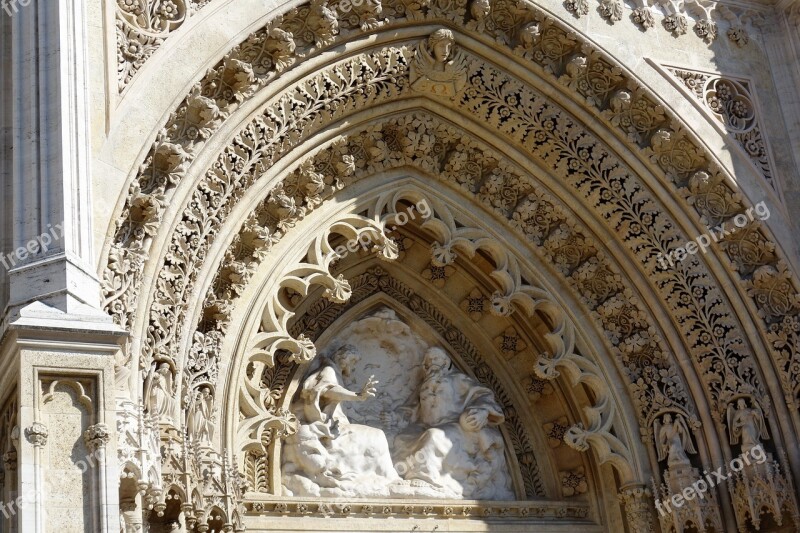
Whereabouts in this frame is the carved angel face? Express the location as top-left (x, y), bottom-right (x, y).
top-left (433, 40), bottom-right (452, 62)
top-left (428, 30), bottom-right (455, 63)
top-left (737, 398), bottom-right (747, 410)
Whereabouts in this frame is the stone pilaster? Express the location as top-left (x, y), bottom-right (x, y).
top-left (3, 321), bottom-right (125, 533)
top-left (4, 0), bottom-right (103, 329)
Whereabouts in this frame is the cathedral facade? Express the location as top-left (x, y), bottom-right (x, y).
top-left (1, 0), bottom-right (800, 531)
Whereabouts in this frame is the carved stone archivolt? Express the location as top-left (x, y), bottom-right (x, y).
top-left (103, 2), bottom-right (800, 530)
top-left (114, 0), bottom-right (770, 93)
top-left (104, 32), bottom-right (792, 440)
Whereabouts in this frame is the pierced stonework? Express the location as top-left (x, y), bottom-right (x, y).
top-left (116, 0), bottom-right (211, 90)
top-left (460, 288), bottom-right (486, 321)
top-left (618, 486), bottom-right (654, 533)
top-left (525, 375), bottom-right (554, 402)
top-left (105, 9), bottom-right (789, 442)
top-left (421, 262), bottom-right (456, 288)
top-left (494, 326), bottom-right (527, 358)
top-left (101, 4), bottom-right (800, 528)
top-left (667, 66), bottom-right (776, 191)
top-left (655, 463), bottom-right (723, 533)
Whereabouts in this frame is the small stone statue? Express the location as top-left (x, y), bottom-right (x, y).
top-left (409, 29), bottom-right (468, 98)
top-left (187, 386), bottom-right (215, 444)
top-left (727, 398), bottom-right (768, 454)
top-left (654, 413), bottom-right (697, 467)
top-left (146, 362), bottom-right (176, 424)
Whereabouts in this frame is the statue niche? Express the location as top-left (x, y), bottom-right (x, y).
top-left (280, 307), bottom-right (514, 500)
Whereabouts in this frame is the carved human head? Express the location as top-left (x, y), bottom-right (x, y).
top-left (423, 347), bottom-right (451, 373)
top-left (663, 413), bottom-right (672, 424)
top-left (737, 398), bottom-right (747, 409)
top-left (428, 29), bottom-right (455, 63)
top-left (332, 344), bottom-right (359, 377)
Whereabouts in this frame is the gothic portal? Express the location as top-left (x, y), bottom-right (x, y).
top-left (1, 0), bottom-right (800, 532)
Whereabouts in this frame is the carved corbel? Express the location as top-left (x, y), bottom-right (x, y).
top-left (618, 485), bottom-right (655, 533)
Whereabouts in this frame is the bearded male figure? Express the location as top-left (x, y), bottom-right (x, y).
top-left (393, 347), bottom-right (514, 499)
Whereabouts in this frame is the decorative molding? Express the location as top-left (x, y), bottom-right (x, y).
top-left (116, 0), bottom-right (212, 90)
top-left (728, 451), bottom-right (800, 530)
top-left (247, 498), bottom-right (591, 520)
top-left (84, 423), bottom-right (111, 452)
top-left (560, 467), bottom-right (588, 497)
top-left (236, 214), bottom-right (398, 462)
top-left (544, 416), bottom-right (570, 448)
top-left (117, 400), bottom-right (163, 509)
top-left (103, 9), bottom-right (796, 437)
top-left (655, 463), bottom-right (724, 533)
top-left (186, 111), bottom-right (695, 451)
top-left (618, 485), bottom-right (655, 533)
top-left (112, 0), bottom-right (774, 94)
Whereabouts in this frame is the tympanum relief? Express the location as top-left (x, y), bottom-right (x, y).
top-left (281, 307), bottom-right (515, 500)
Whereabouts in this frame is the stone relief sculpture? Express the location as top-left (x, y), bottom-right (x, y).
top-left (654, 413), bottom-right (697, 467)
top-left (393, 347), bottom-right (514, 499)
top-left (281, 307), bottom-right (514, 500)
top-left (727, 398), bottom-right (768, 453)
top-left (282, 345), bottom-right (401, 498)
top-left (409, 29), bottom-right (468, 99)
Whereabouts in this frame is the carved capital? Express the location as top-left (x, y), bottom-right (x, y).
top-left (84, 423), bottom-right (111, 452)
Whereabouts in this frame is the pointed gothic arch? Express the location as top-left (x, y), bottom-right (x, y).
top-left (101, 3), bottom-right (800, 532)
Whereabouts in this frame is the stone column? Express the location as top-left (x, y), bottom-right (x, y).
top-left (5, 0), bottom-right (103, 327)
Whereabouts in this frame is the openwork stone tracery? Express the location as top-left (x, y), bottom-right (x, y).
top-left (666, 65), bottom-right (778, 194)
top-left (105, 1), bottom-right (800, 531)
